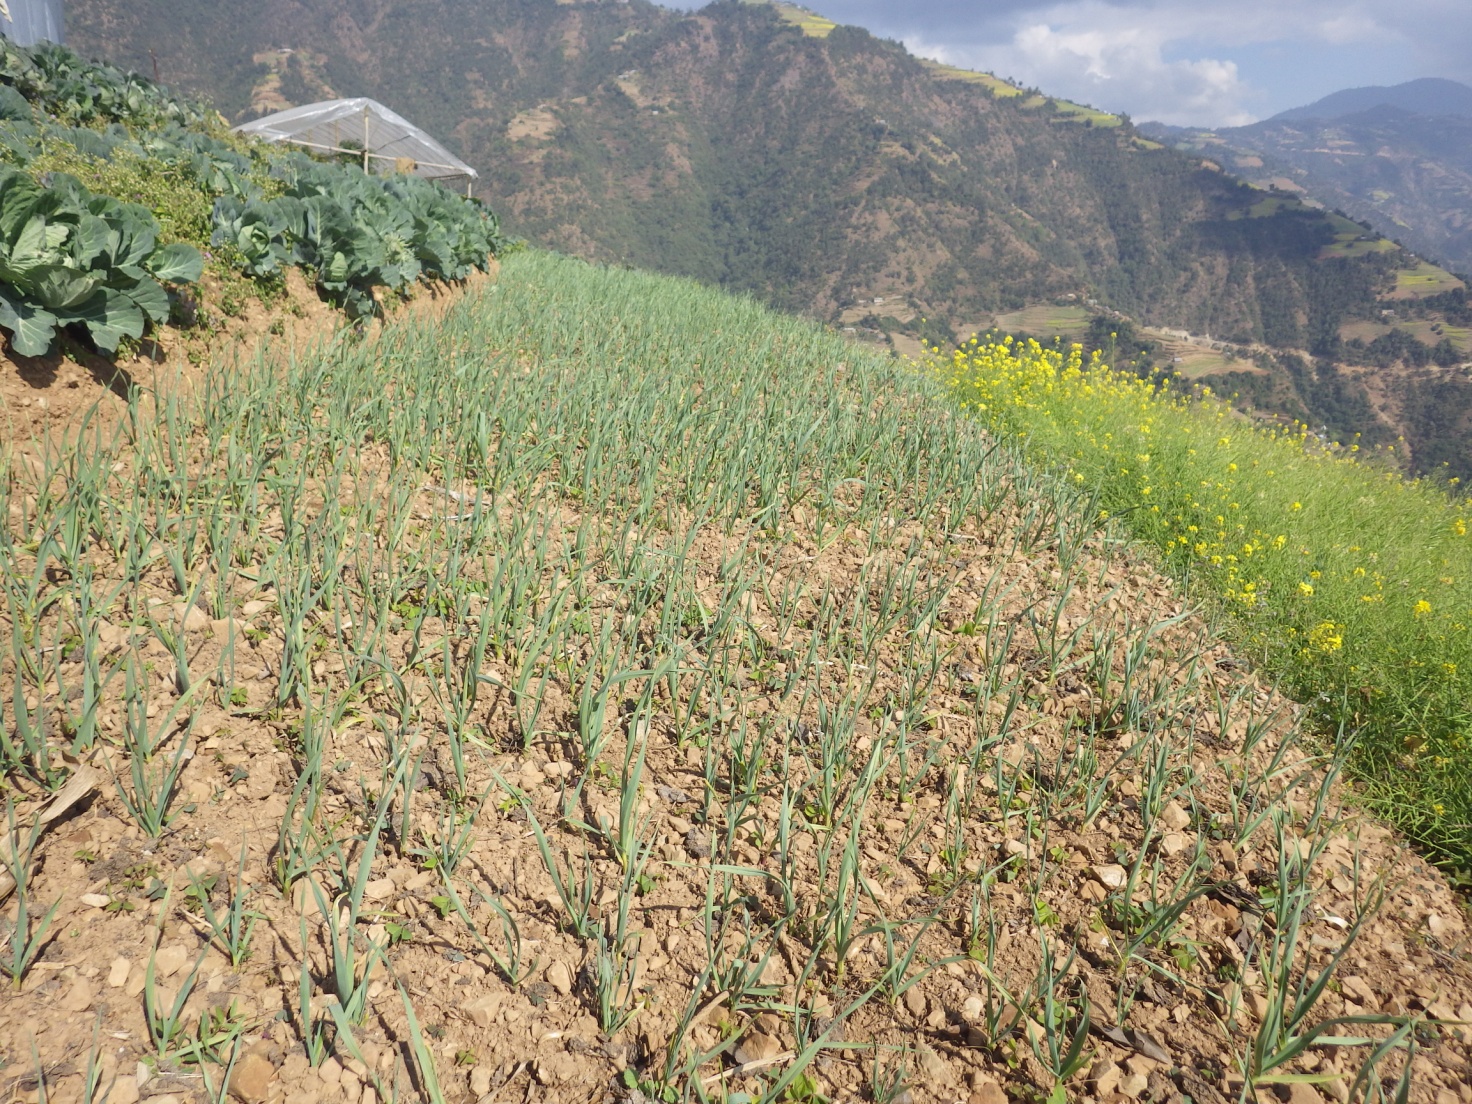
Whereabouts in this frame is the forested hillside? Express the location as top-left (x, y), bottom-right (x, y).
top-left (67, 0), bottom-right (1419, 340)
top-left (1144, 106), bottom-right (1472, 280)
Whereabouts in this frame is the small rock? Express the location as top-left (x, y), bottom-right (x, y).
top-left (59, 977), bottom-right (93, 1012)
top-left (1244, 991), bottom-right (1270, 1020)
top-left (211, 617), bottom-right (251, 641)
top-left (1283, 1081), bottom-right (1322, 1104)
top-left (655, 784), bottom-right (690, 804)
top-left (971, 1079), bottom-right (1007, 1104)
top-left (733, 1031), bottom-right (783, 1066)
top-left (462, 994), bottom-right (500, 1028)
top-left (959, 994), bottom-right (985, 1023)
top-left (363, 877), bottom-right (395, 902)
top-left (292, 878), bottom-right (325, 917)
top-left (545, 960), bottom-right (574, 996)
top-left (1120, 1073), bottom-right (1149, 1098)
top-left (228, 1051), bottom-right (277, 1103)
top-left (1160, 832), bottom-right (1191, 856)
top-left (80, 892), bottom-right (111, 909)
top-left (1160, 802), bottom-right (1191, 832)
top-left (471, 1067), bottom-right (494, 1096)
top-left (1125, 1056), bottom-right (1157, 1079)
top-left (1092, 864), bottom-right (1128, 889)
top-left (172, 603), bottom-right (211, 633)
top-left (685, 827), bottom-right (710, 859)
top-left (915, 1043), bottom-right (954, 1087)
top-left (317, 1057), bottom-right (342, 1086)
top-left (241, 599), bottom-right (273, 618)
top-left (903, 986), bottom-right (927, 1018)
top-left (1092, 1060), bottom-right (1121, 1096)
top-left (109, 1075), bottom-right (140, 1104)
top-left (108, 957), bottom-right (131, 988)
top-left (153, 944), bottom-right (190, 977)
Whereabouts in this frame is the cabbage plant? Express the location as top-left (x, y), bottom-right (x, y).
top-left (0, 168), bottom-right (202, 356)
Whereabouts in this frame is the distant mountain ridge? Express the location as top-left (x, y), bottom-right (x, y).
top-left (1271, 78), bottom-right (1472, 122)
top-left (65, 0), bottom-right (1424, 338)
top-left (1142, 77), bottom-right (1472, 279)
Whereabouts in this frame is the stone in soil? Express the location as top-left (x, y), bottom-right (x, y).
top-left (733, 1031), bottom-right (783, 1066)
top-left (227, 1051), bottom-right (277, 1103)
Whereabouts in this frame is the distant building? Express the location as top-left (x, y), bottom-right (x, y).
top-left (0, 0), bottom-right (64, 46)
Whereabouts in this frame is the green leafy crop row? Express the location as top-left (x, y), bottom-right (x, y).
top-left (0, 168), bottom-right (201, 355)
top-left (0, 40), bottom-right (506, 355)
top-left (212, 162), bottom-right (505, 320)
top-left (0, 37), bottom-right (208, 129)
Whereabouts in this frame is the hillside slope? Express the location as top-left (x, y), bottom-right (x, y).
top-left (1144, 106), bottom-right (1472, 280)
top-left (67, 0), bottom-right (1424, 344)
top-left (2, 48), bottom-right (1471, 1099)
top-left (5, 247), bottom-right (1470, 1104)
top-left (1142, 82), bottom-right (1472, 285)
top-left (61, 0), bottom-right (1472, 481)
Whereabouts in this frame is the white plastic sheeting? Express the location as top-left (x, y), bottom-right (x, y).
top-left (234, 98), bottom-right (477, 192)
top-left (0, 0), bottom-right (65, 47)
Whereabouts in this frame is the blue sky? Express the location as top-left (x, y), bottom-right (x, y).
top-left (679, 1), bottom-right (1472, 127)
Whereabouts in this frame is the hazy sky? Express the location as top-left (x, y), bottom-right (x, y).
top-left (680, 1), bottom-right (1472, 127)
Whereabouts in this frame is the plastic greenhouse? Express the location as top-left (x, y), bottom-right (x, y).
top-left (234, 98), bottom-right (478, 194)
top-left (0, 0), bottom-right (65, 47)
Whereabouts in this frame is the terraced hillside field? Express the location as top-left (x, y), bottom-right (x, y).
top-left (2, 253), bottom-right (1469, 1104)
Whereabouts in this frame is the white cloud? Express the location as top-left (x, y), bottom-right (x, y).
top-left (1006, 20), bottom-right (1252, 125)
top-left (905, 10), bottom-right (1257, 126)
top-left (814, 0), bottom-right (1472, 126)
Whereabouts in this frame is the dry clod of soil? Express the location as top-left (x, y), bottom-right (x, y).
top-left (545, 959), bottom-right (575, 996)
top-left (58, 976), bottom-right (93, 1011)
top-left (227, 1049), bottom-right (278, 1103)
top-left (108, 955), bottom-right (131, 987)
top-left (917, 1042), bottom-right (956, 1088)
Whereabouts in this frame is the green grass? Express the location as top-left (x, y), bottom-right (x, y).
top-left (991, 305), bottom-right (1092, 342)
top-left (1166, 348), bottom-right (1252, 378)
top-left (1393, 262), bottom-right (1465, 298)
top-left (1321, 236), bottom-right (1398, 259)
top-left (771, 2), bottom-right (837, 36)
top-left (937, 338), bottom-right (1472, 876)
top-left (921, 61), bottom-right (1026, 98)
top-left (1049, 101), bottom-right (1123, 127)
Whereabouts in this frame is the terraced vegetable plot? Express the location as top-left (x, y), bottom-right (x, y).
top-left (1390, 263), bottom-right (1465, 299)
top-left (0, 40), bottom-right (506, 359)
top-left (992, 305), bottom-right (1092, 342)
top-left (772, 4), bottom-right (837, 37)
top-left (3, 252), bottom-right (1468, 1104)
